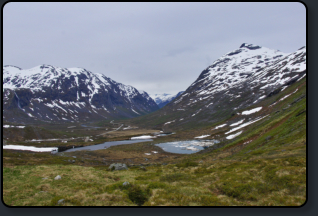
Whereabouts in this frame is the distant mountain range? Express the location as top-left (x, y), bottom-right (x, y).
top-left (3, 43), bottom-right (306, 128)
top-left (3, 65), bottom-right (159, 123)
top-left (130, 43), bottom-right (306, 130)
top-left (150, 91), bottom-right (184, 108)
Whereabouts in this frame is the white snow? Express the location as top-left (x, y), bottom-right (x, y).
top-left (253, 95), bottom-right (266, 103)
top-left (241, 107), bottom-right (262, 115)
top-left (214, 123), bottom-right (227, 129)
top-left (186, 146), bottom-right (199, 151)
top-left (164, 120), bottom-right (175, 125)
top-left (226, 131), bottom-right (243, 140)
top-left (3, 65), bottom-right (150, 115)
top-left (144, 153), bottom-right (151, 156)
top-left (3, 145), bottom-right (58, 152)
top-left (27, 113), bottom-right (34, 117)
top-left (279, 88), bottom-right (298, 102)
top-left (281, 86), bottom-right (288, 92)
top-left (131, 108), bottom-right (140, 115)
top-left (3, 125), bottom-right (25, 128)
top-left (229, 119), bottom-right (245, 127)
top-left (195, 135), bottom-right (210, 139)
top-left (150, 91), bottom-right (184, 105)
top-left (225, 115), bottom-right (269, 134)
top-left (191, 109), bottom-right (202, 117)
top-left (131, 135), bottom-right (156, 140)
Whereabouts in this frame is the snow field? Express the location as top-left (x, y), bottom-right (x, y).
top-left (3, 145), bottom-right (58, 152)
top-left (241, 107), bottom-right (262, 115)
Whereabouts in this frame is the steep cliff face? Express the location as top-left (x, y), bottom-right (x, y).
top-left (3, 65), bottom-right (159, 123)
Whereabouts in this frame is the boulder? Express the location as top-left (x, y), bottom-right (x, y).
top-left (57, 199), bottom-right (65, 205)
top-left (54, 175), bottom-right (62, 180)
top-left (109, 163), bottom-right (128, 171)
top-left (123, 181), bottom-right (130, 186)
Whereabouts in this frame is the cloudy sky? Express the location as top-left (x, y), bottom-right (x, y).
top-left (3, 2), bottom-right (306, 95)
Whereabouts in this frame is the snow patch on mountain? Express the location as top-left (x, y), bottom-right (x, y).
top-left (150, 91), bottom-right (184, 108)
top-left (3, 64), bottom-right (159, 123)
top-left (241, 107), bottom-right (262, 115)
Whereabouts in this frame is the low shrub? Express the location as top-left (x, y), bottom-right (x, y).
top-left (127, 185), bottom-right (150, 206)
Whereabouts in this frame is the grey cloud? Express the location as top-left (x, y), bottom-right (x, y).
top-left (3, 2), bottom-right (306, 95)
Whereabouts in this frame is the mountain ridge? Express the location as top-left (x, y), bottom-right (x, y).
top-left (129, 43), bottom-right (306, 130)
top-left (3, 65), bottom-right (159, 123)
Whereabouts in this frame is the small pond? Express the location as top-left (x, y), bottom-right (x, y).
top-left (155, 140), bottom-right (220, 154)
top-left (63, 139), bottom-right (153, 152)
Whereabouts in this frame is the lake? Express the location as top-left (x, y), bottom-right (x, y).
top-left (63, 139), bottom-right (153, 152)
top-left (155, 140), bottom-right (219, 154)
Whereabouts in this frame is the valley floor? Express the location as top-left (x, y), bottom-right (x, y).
top-left (3, 125), bottom-right (306, 206)
top-left (2, 79), bottom-right (307, 206)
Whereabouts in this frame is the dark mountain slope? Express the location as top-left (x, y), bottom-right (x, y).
top-left (128, 44), bottom-right (306, 131)
top-left (3, 65), bottom-right (159, 123)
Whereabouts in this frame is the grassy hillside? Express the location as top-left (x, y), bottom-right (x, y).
top-left (2, 78), bottom-right (306, 206)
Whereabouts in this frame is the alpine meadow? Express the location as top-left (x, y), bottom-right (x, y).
top-left (2, 2), bottom-right (307, 207)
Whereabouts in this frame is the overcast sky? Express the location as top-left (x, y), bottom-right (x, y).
top-left (3, 2), bottom-right (306, 95)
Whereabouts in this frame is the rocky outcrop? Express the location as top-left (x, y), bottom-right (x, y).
top-left (109, 163), bottom-right (128, 171)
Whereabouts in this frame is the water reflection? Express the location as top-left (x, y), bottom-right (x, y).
top-left (155, 140), bottom-right (220, 154)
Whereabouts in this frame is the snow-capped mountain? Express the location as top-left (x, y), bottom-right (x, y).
top-left (174, 43), bottom-right (305, 107)
top-left (132, 43), bottom-right (306, 129)
top-left (3, 65), bottom-right (159, 123)
top-left (150, 91), bottom-right (184, 108)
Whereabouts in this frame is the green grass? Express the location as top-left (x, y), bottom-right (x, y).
top-left (2, 79), bottom-right (306, 206)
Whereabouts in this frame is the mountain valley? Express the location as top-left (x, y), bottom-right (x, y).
top-left (2, 43), bottom-right (307, 206)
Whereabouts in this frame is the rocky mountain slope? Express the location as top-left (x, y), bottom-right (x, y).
top-left (130, 43), bottom-right (306, 130)
top-left (3, 65), bottom-right (159, 123)
top-left (150, 91), bottom-right (184, 108)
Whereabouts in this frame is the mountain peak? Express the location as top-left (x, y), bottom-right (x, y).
top-left (239, 43), bottom-right (261, 50)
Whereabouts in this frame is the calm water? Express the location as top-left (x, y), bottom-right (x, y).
top-left (81, 124), bottom-right (102, 129)
top-left (155, 140), bottom-right (219, 154)
top-left (63, 139), bottom-right (153, 152)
